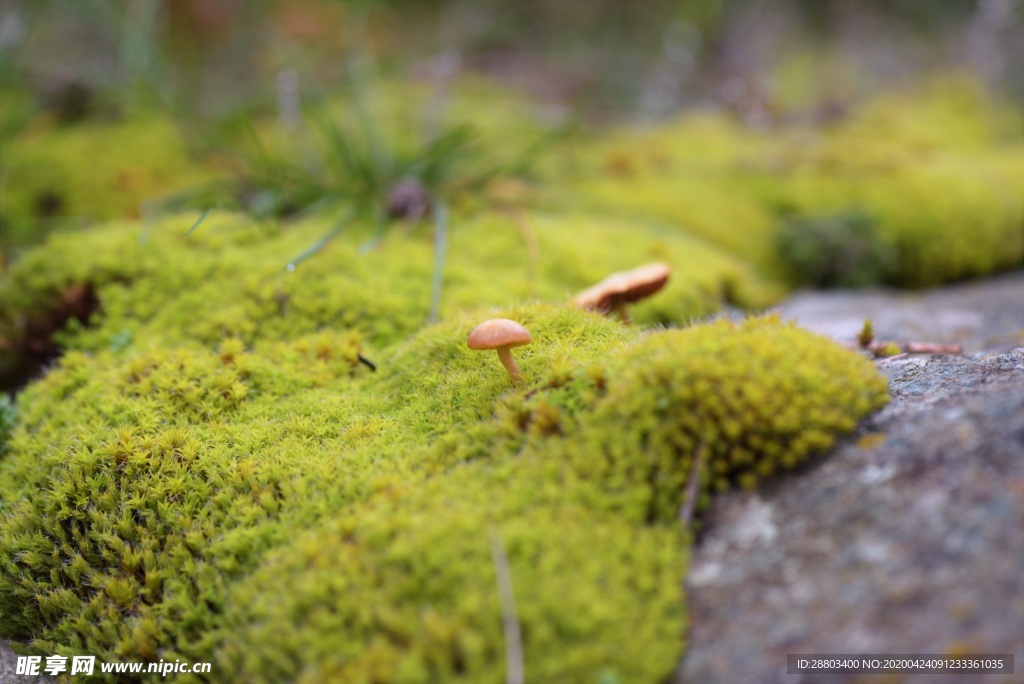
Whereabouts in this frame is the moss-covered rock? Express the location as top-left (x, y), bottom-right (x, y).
top-left (1, 298), bottom-right (887, 681)
top-left (0, 305), bottom-right (641, 671)
top-left (0, 207), bottom-right (775, 389)
top-left (566, 316), bottom-right (890, 523)
top-left (767, 146), bottom-right (1024, 288)
top-left (219, 459), bottom-right (687, 684)
top-left (774, 210), bottom-right (896, 288)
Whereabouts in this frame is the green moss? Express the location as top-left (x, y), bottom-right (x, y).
top-left (562, 115), bottom-right (782, 268)
top-left (0, 206), bottom-right (774, 387)
top-left (0, 305), bottom-right (637, 666)
top-left (0, 348), bottom-right (371, 660)
top-left (0, 221), bottom-right (149, 321)
top-left (219, 459), bottom-right (686, 684)
top-left (774, 150), bottom-right (1023, 286)
top-left (559, 76), bottom-right (1023, 288)
top-left (564, 316), bottom-right (890, 523)
top-left (879, 342), bottom-right (901, 358)
top-left (775, 211), bottom-right (896, 288)
top-left (832, 76), bottom-right (1023, 151)
top-left (0, 301), bottom-right (885, 681)
top-left (0, 116), bottom-right (214, 246)
top-left (761, 78), bottom-right (1024, 287)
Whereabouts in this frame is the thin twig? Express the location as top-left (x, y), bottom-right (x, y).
top-left (874, 353), bottom-right (909, 364)
top-left (489, 531), bottom-right (524, 684)
top-left (866, 340), bottom-right (962, 356)
top-left (678, 440), bottom-right (708, 527)
top-left (903, 341), bottom-right (963, 355)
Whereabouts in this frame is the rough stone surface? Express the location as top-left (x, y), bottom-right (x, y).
top-left (0, 641), bottom-right (54, 684)
top-left (775, 270), bottom-right (1024, 355)
top-left (679, 271), bottom-right (1024, 684)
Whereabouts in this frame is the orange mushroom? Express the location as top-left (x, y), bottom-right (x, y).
top-left (574, 262), bottom-right (671, 323)
top-left (467, 319), bottom-right (533, 384)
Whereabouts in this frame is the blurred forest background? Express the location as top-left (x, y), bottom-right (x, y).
top-left (0, 0), bottom-right (1021, 257)
top-left (1, 0), bottom-right (1021, 120)
top-left (0, 0), bottom-right (1019, 118)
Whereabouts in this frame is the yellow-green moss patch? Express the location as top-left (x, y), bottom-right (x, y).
top-left (1, 116), bottom-right (214, 242)
top-left (1, 206), bottom-right (774, 389)
top-left (219, 457), bottom-right (687, 684)
top-left (560, 76), bottom-right (1023, 288)
top-left (1, 304), bottom-right (886, 681)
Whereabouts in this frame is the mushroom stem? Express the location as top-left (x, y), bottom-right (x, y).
top-left (467, 319), bottom-right (532, 384)
top-left (497, 346), bottom-right (523, 384)
top-left (613, 301), bottom-right (632, 324)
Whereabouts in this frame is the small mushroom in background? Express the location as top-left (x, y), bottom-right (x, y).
top-left (467, 319), bottom-right (533, 384)
top-left (574, 262), bottom-right (671, 323)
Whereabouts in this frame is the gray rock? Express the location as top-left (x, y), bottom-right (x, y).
top-left (774, 270), bottom-right (1024, 354)
top-left (0, 642), bottom-right (55, 684)
top-left (679, 271), bottom-right (1024, 684)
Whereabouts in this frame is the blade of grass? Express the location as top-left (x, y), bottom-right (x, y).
top-left (285, 206), bottom-right (353, 271)
top-left (357, 208), bottom-right (390, 254)
top-left (509, 209), bottom-right (539, 296)
top-left (489, 530), bottom-right (524, 684)
top-left (184, 208), bottom-right (212, 238)
top-left (415, 124), bottom-right (478, 186)
top-left (421, 49), bottom-right (462, 143)
top-left (309, 104), bottom-right (359, 179)
top-left (428, 199), bottom-right (448, 324)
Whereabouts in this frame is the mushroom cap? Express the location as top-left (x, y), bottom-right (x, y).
top-left (467, 319), bottom-right (533, 350)
top-left (574, 262), bottom-right (672, 311)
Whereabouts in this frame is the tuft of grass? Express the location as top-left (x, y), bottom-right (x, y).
top-left (175, 65), bottom-right (571, 265)
top-left (159, 66), bottom-right (574, 327)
